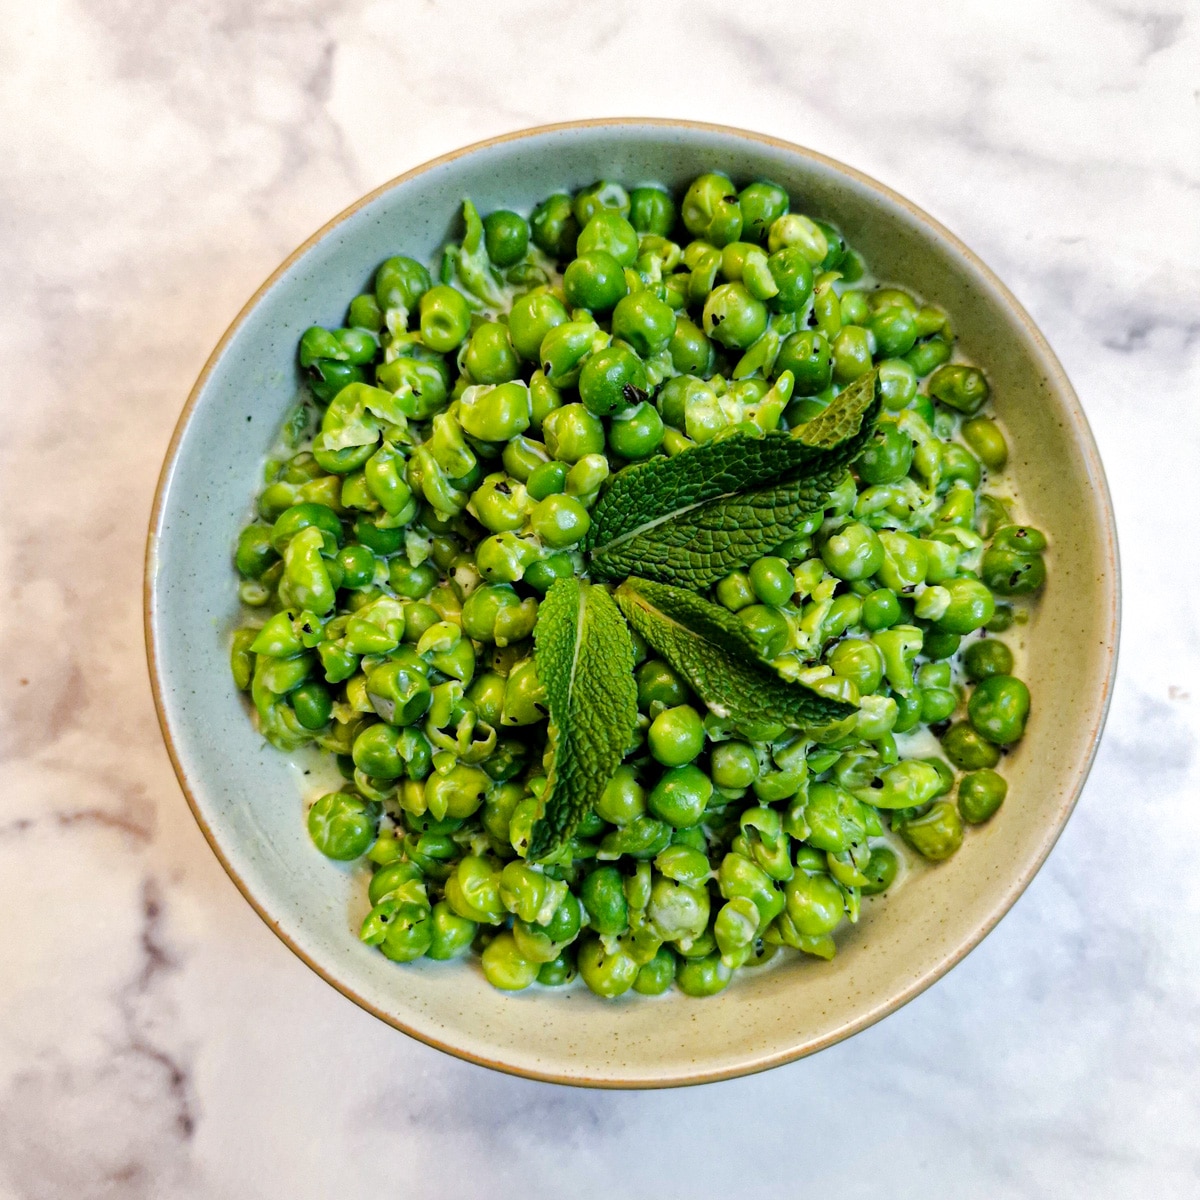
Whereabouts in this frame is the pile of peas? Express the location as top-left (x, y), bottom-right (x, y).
top-left (230, 172), bottom-right (1047, 998)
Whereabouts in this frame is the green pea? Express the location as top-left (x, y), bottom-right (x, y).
top-left (803, 781), bottom-right (866, 852)
top-left (941, 721), bottom-right (1002, 770)
top-left (461, 584), bottom-right (527, 643)
top-left (868, 760), bottom-right (944, 810)
top-left (347, 292), bottom-right (383, 332)
top-left (739, 181), bottom-right (789, 243)
top-left (307, 791), bottom-right (376, 860)
top-left (936, 576), bottom-right (996, 635)
top-left (869, 305), bottom-right (918, 357)
top-left (962, 416), bottom-right (1008, 470)
top-left (656, 374), bottom-right (703, 428)
top-left (876, 531), bottom-right (928, 592)
top-left (928, 364), bottom-right (989, 414)
top-left (574, 180), bottom-right (630, 225)
top-left (608, 400), bottom-right (665, 460)
top-left (958, 769), bottom-right (1008, 824)
top-left (368, 860), bottom-right (423, 906)
top-left (375, 255), bottom-right (431, 314)
top-left (306, 359), bottom-right (366, 404)
top-left (711, 741), bottom-right (759, 791)
top-left (425, 763), bottom-right (489, 821)
top-left (577, 211), bottom-right (639, 267)
top-left (598, 815), bottom-right (673, 860)
top-left (579, 866), bottom-right (629, 936)
top-left (427, 899), bottom-right (476, 960)
top-left (648, 875), bottom-right (711, 944)
top-left (483, 209), bottom-right (529, 268)
top-left (904, 336), bottom-right (952, 378)
top-left (968, 674), bottom-right (1030, 745)
top-left (236, 524), bottom-right (280, 580)
top-left (767, 213), bottom-right (827, 264)
top-left (632, 946), bottom-right (677, 995)
top-left (637, 659), bottom-right (689, 709)
top-left (669, 316), bottom-right (715, 376)
top-left (648, 764), bottom-right (712, 827)
top-left (860, 845), bottom-right (899, 896)
top-left (737, 604), bottom-right (790, 659)
top-left (526, 459), bottom-right (568, 501)
top-left (468, 473), bottom-right (527, 534)
top-left (922, 628), bottom-right (962, 660)
top-left (530, 193), bottom-right (579, 260)
top-left (992, 525), bottom-right (1048, 554)
top-left (578, 343), bottom-right (647, 416)
top-left (703, 283), bottom-right (768, 349)
top-left (578, 936), bottom-right (639, 998)
top-left (855, 422), bottom-right (914, 486)
top-left (387, 561), bottom-right (436, 601)
top-left (481, 931), bottom-right (539, 990)
top-left (737, 558), bottom-right (789, 611)
top-left (981, 547), bottom-right (1046, 596)
top-left (543, 891), bottom-right (583, 944)
top-left (373, 901), bottom-right (433, 963)
top-left (523, 552), bottom-right (574, 595)
top-left (507, 290), bottom-right (569, 361)
top-left (375, 357), bottom-right (451, 420)
top-left (353, 516), bottom-right (404, 557)
top-left (502, 433), bottom-right (551, 483)
top-left (917, 661), bottom-right (951, 689)
top-left (648, 705), bottom-right (706, 767)
top-left (829, 638), bottom-right (885, 694)
top-left (417, 285), bottom-right (472, 353)
top-left (629, 186), bottom-right (676, 236)
top-left (821, 522), bottom-right (884, 581)
top-left (291, 680), bottom-right (333, 729)
top-left (899, 801), bottom-right (963, 861)
top-left (542, 403), bottom-right (605, 463)
top-left (464, 322), bottom-right (519, 385)
top-left (593, 764), bottom-right (646, 825)
top-left (877, 358), bottom-right (919, 410)
top-left (831, 325), bottom-right (874, 384)
top-left (767, 247), bottom-right (814, 312)
top-left (611, 290), bottom-right (677, 357)
top-left (331, 544), bottom-right (373, 591)
top-left (530, 493), bottom-right (591, 549)
top-left (784, 871), bottom-right (843, 937)
top-left (919, 686), bottom-right (957, 723)
top-left (963, 638), bottom-right (1013, 681)
top-left (675, 954), bottom-right (732, 997)
top-left (366, 660), bottom-right (432, 726)
top-left (715, 570), bottom-right (756, 612)
top-left (563, 249), bottom-right (628, 312)
top-left (682, 173), bottom-right (743, 247)
top-left (271, 502), bottom-right (343, 553)
top-left (861, 588), bottom-right (901, 631)
top-left (537, 949), bottom-right (578, 987)
top-left (305, 324), bottom-right (373, 370)
top-left (444, 855), bottom-right (504, 925)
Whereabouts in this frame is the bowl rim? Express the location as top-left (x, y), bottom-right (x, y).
top-left (144, 117), bottom-right (1121, 1088)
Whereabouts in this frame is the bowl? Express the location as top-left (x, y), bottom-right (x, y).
top-left (145, 119), bottom-right (1119, 1087)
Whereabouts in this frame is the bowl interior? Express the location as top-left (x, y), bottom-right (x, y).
top-left (147, 122), bottom-right (1118, 1086)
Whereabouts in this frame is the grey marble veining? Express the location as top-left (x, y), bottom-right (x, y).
top-left (1, 1), bottom-right (1198, 1196)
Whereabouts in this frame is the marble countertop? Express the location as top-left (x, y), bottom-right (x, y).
top-left (2, 1), bottom-right (1198, 1196)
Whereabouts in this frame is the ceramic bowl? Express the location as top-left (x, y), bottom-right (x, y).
top-left (146, 120), bottom-right (1119, 1087)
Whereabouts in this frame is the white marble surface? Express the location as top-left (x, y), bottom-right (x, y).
top-left (2, 1), bottom-right (1199, 1195)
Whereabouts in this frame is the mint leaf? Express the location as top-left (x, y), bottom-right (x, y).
top-left (586, 370), bottom-right (880, 586)
top-left (529, 578), bottom-right (638, 861)
top-left (614, 577), bottom-right (855, 735)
